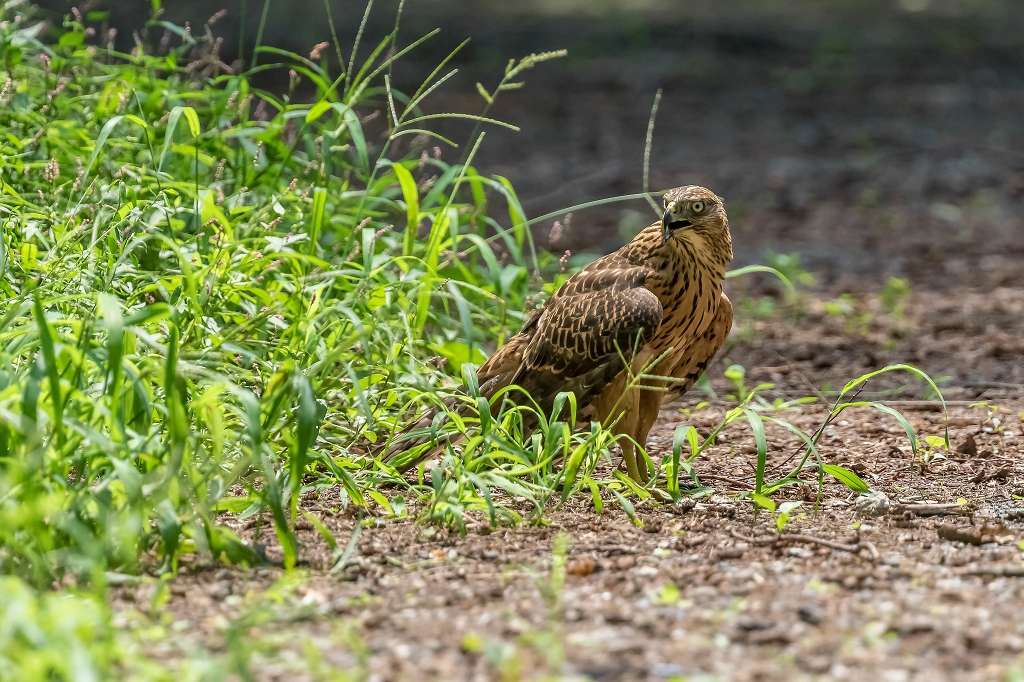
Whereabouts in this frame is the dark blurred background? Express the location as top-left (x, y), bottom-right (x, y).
top-left (30, 0), bottom-right (1024, 289)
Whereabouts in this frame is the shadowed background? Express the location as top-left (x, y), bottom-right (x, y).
top-left (31, 0), bottom-right (1024, 288)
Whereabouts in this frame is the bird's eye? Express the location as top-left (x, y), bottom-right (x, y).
top-left (691, 201), bottom-right (705, 214)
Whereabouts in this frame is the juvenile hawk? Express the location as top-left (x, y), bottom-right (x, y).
top-left (387, 185), bottom-right (733, 482)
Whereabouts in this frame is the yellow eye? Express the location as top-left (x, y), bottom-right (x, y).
top-left (691, 201), bottom-right (706, 214)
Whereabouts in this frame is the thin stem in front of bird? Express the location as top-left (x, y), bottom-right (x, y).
top-left (641, 88), bottom-right (663, 216)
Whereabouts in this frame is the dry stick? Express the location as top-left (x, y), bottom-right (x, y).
top-left (715, 390), bottom-right (980, 403)
top-left (728, 528), bottom-right (875, 559)
top-left (961, 381), bottom-right (1024, 391)
top-left (861, 540), bottom-right (881, 561)
top-left (693, 472), bottom-right (754, 489)
top-left (936, 524), bottom-right (986, 545)
top-left (894, 502), bottom-right (972, 516)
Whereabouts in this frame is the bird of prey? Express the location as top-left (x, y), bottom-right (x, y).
top-left (385, 185), bottom-right (733, 482)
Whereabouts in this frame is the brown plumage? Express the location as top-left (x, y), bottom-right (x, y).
top-left (385, 185), bottom-right (734, 481)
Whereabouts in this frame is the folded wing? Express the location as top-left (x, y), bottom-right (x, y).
top-left (510, 279), bottom-right (664, 414)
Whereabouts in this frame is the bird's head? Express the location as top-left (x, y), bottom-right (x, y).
top-left (661, 185), bottom-right (729, 245)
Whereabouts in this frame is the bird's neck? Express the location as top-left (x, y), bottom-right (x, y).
top-left (685, 228), bottom-right (733, 277)
top-left (653, 228), bottom-right (732, 284)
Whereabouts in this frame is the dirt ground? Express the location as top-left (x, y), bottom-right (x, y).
top-left (110, 4), bottom-right (1023, 679)
top-left (115, 403), bottom-right (1024, 681)
top-left (111, 278), bottom-right (1024, 681)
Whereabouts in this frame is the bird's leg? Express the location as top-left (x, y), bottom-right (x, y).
top-left (631, 388), bottom-right (665, 481)
top-left (616, 390), bottom-right (644, 482)
top-left (621, 439), bottom-right (643, 482)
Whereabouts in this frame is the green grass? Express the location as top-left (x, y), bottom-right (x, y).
top-left (1, 0), bottom-right (552, 582)
top-left (0, 2), bottom-right (951, 678)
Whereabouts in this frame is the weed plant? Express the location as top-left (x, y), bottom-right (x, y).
top-left (0, 1), bottom-right (948, 676)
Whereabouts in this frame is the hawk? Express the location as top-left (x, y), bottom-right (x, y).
top-left (386, 185), bottom-right (733, 482)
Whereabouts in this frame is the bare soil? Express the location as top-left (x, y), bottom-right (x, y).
top-left (111, 283), bottom-right (1024, 681)
top-left (112, 4), bottom-right (1023, 678)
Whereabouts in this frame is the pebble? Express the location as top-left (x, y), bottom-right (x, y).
top-left (567, 557), bottom-right (597, 577)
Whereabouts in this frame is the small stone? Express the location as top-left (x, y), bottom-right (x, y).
top-left (613, 555), bottom-right (637, 570)
top-left (798, 604), bottom-right (824, 625)
top-left (854, 490), bottom-right (891, 517)
top-left (681, 533), bottom-right (707, 548)
top-left (957, 434), bottom-right (978, 456)
top-left (714, 545), bottom-right (746, 560)
top-left (567, 557), bottom-right (597, 577)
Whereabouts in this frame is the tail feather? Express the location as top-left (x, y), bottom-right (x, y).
top-left (379, 371), bottom-right (517, 472)
top-left (378, 355), bottom-right (629, 473)
top-left (380, 334), bottom-right (529, 472)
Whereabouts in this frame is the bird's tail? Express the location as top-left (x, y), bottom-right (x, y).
top-left (376, 370), bottom-right (520, 472)
top-left (377, 398), bottom-right (468, 472)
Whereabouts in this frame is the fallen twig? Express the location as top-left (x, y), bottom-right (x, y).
top-left (895, 502), bottom-right (972, 517)
top-left (728, 529), bottom-right (869, 557)
top-left (936, 522), bottom-right (1013, 546)
top-left (855, 490), bottom-right (974, 518)
top-left (778, 533), bottom-right (864, 554)
top-left (694, 472), bottom-right (753, 489)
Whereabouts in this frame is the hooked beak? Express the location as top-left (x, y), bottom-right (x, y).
top-left (662, 211), bottom-right (692, 242)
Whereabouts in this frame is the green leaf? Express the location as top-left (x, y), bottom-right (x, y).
top-left (98, 293), bottom-right (123, 394)
top-left (775, 501), bottom-right (802, 532)
top-left (367, 490), bottom-right (394, 515)
top-left (342, 107), bottom-right (369, 172)
top-left (475, 82), bottom-right (493, 104)
top-left (181, 106), bottom-right (201, 138)
top-left (725, 264), bottom-right (796, 298)
top-left (668, 425), bottom-right (698, 498)
top-left (303, 511), bottom-right (337, 551)
top-left (306, 99), bottom-right (333, 123)
top-left (561, 441), bottom-right (590, 500)
top-left (309, 186), bottom-right (327, 251)
top-left (32, 295), bottom-right (63, 445)
top-left (290, 372), bottom-right (320, 515)
top-left (609, 489), bottom-right (640, 526)
top-left (587, 480), bottom-right (603, 514)
top-left (159, 106), bottom-right (200, 172)
top-left (319, 454), bottom-right (366, 507)
top-left (84, 114), bottom-right (149, 183)
top-left (391, 162), bottom-right (420, 257)
top-left (821, 463), bottom-right (870, 493)
top-left (743, 408), bottom-right (768, 494)
top-left (839, 364), bottom-right (948, 449)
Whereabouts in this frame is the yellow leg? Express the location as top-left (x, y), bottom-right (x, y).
top-left (616, 389), bottom-right (643, 481)
top-left (621, 438), bottom-right (643, 482)
top-left (631, 388), bottom-right (664, 481)
top-left (591, 349), bottom-right (673, 483)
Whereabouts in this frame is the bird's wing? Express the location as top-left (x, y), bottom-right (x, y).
top-left (510, 274), bottom-right (664, 413)
top-left (382, 264), bottom-right (661, 469)
top-left (477, 259), bottom-right (652, 389)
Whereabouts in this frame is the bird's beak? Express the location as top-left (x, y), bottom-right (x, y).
top-left (662, 211), bottom-right (692, 242)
